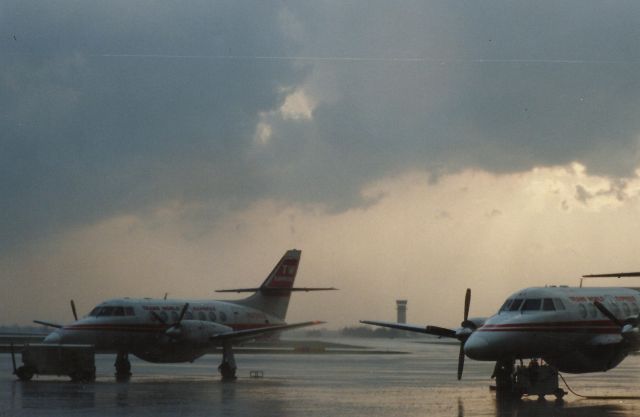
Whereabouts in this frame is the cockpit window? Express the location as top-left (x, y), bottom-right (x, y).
top-left (89, 307), bottom-right (101, 316)
top-left (113, 307), bottom-right (125, 316)
top-left (508, 299), bottom-right (523, 311)
top-left (522, 299), bottom-right (542, 311)
top-left (499, 299), bottom-right (512, 312)
top-left (98, 306), bottom-right (115, 316)
top-left (542, 298), bottom-right (555, 311)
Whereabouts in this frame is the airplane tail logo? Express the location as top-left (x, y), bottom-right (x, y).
top-left (261, 250), bottom-right (301, 290)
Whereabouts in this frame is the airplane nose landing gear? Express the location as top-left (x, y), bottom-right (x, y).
top-left (218, 342), bottom-right (237, 380)
top-left (115, 351), bottom-right (132, 381)
top-left (492, 359), bottom-right (516, 399)
top-left (491, 359), bottom-right (566, 401)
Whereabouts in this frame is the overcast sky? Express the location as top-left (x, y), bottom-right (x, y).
top-left (2, 1), bottom-right (640, 327)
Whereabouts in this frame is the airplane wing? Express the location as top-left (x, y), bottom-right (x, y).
top-left (360, 320), bottom-right (457, 339)
top-left (210, 321), bottom-right (325, 343)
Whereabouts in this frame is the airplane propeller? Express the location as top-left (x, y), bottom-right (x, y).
top-left (70, 300), bottom-right (78, 321)
top-left (594, 300), bottom-right (639, 340)
top-left (360, 288), bottom-right (478, 380)
top-left (152, 303), bottom-right (190, 340)
top-left (455, 288), bottom-right (476, 380)
top-left (593, 301), bottom-right (622, 327)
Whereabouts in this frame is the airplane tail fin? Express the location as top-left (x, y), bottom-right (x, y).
top-left (217, 249), bottom-right (336, 320)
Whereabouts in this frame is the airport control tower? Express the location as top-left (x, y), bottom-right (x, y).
top-left (396, 300), bottom-right (407, 323)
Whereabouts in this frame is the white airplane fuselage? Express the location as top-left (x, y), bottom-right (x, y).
top-left (44, 298), bottom-right (282, 363)
top-left (27, 249), bottom-right (331, 381)
top-left (464, 286), bottom-right (640, 373)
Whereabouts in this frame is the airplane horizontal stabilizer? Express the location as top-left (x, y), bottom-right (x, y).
top-left (210, 321), bottom-right (325, 343)
top-left (583, 272), bottom-right (640, 278)
top-left (216, 287), bottom-right (337, 293)
top-left (360, 320), bottom-right (457, 338)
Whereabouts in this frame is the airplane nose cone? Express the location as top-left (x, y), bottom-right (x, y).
top-left (464, 333), bottom-right (492, 360)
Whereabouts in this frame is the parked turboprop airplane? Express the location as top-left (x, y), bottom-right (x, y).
top-left (21, 249), bottom-right (334, 381)
top-left (362, 273), bottom-right (640, 399)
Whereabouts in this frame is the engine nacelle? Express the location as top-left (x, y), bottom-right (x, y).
top-left (167, 320), bottom-right (232, 345)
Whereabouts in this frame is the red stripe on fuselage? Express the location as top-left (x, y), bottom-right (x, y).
top-left (63, 323), bottom-right (279, 332)
top-left (481, 320), bottom-right (613, 328)
top-left (477, 320), bottom-right (619, 334)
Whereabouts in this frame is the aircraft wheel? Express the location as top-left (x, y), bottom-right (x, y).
top-left (16, 366), bottom-right (34, 381)
top-left (219, 363), bottom-right (237, 380)
top-left (115, 352), bottom-right (132, 381)
top-left (554, 388), bottom-right (565, 400)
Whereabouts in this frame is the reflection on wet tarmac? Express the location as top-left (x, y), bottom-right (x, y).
top-left (493, 397), bottom-right (628, 417)
top-left (2, 339), bottom-right (640, 416)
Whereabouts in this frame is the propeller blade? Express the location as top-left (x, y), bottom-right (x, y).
top-left (594, 301), bottom-right (623, 328)
top-left (463, 288), bottom-right (471, 322)
top-left (457, 288), bottom-right (471, 381)
top-left (425, 325), bottom-right (457, 339)
top-left (457, 343), bottom-right (465, 380)
top-left (151, 311), bottom-right (168, 325)
top-left (177, 303), bottom-right (190, 324)
top-left (70, 300), bottom-right (78, 321)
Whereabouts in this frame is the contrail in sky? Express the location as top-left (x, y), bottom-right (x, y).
top-left (87, 54), bottom-right (636, 65)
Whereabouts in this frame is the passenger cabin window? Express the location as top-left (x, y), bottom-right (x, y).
top-left (522, 299), bottom-right (542, 312)
top-left (579, 304), bottom-right (588, 318)
top-left (220, 311), bottom-right (227, 322)
top-left (611, 303), bottom-right (621, 318)
top-left (90, 306), bottom-right (134, 317)
top-left (209, 311), bottom-right (217, 322)
top-left (98, 306), bottom-right (114, 316)
top-left (160, 311), bottom-right (169, 322)
top-left (553, 299), bottom-right (566, 310)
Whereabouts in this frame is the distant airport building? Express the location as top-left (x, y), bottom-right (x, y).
top-left (396, 300), bottom-right (408, 323)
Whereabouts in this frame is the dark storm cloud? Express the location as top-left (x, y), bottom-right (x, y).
top-left (251, 0), bottom-right (640, 207)
top-left (2, 1), bottom-right (640, 248)
top-left (1, 1), bottom-right (306, 249)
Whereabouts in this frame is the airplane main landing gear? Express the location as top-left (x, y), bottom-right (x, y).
top-left (218, 342), bottom-right (237, 380)
top-left (492, 359), bottom-right (516, 399)
top-left (115, 351), bottom-right (132, 381)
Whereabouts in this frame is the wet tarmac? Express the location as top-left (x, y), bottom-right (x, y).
top-left (2, 338), bottom-right (640, 416)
